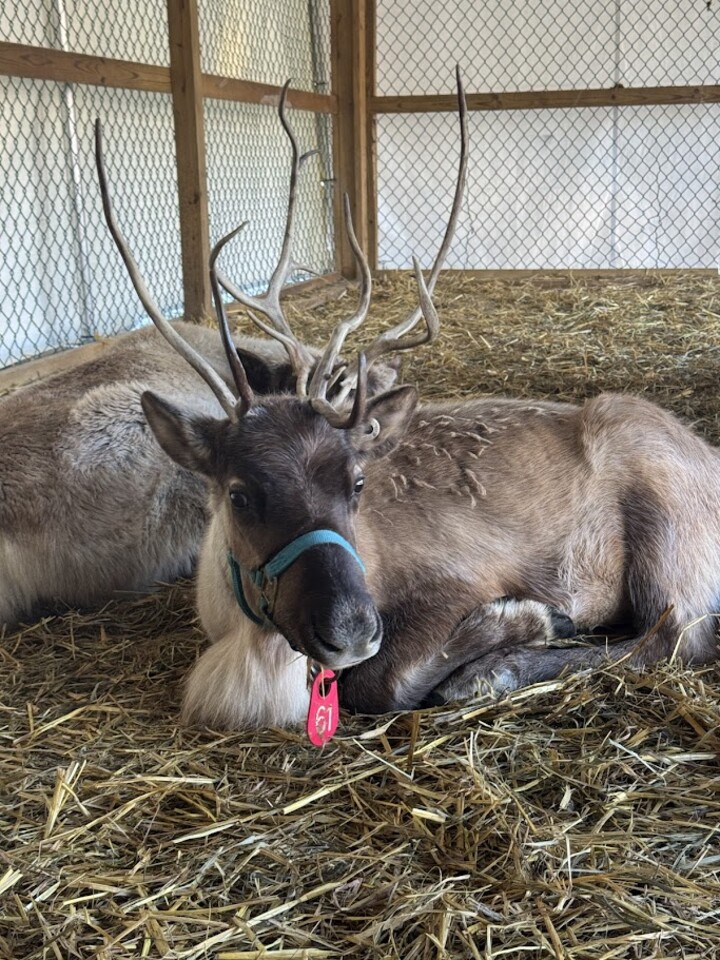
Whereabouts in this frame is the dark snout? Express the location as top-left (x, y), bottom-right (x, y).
top-left (308, 596), bottom-right (383, 667)
top-left (273, 545), bottom-right (383, 669)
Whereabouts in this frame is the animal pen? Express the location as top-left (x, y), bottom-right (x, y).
top-left (1, 0), bottom-right (720, 957)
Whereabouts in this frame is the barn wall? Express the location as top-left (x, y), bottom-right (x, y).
top-left (199, 0), bottom-right (333, 296)
top-left (0, 0), bottom-right (333, 368)
top-left (375, 1), bottom-right (720, 270)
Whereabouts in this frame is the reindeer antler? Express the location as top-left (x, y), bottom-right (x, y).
top-left (209, 226), bottom-right (255, 414)
top-left (332, 66), bottom-right (469, 404)
top-left (214, 79), bottom-right (318, 397)
top-left (307, 194), bottom-right (373, 428)
top-left (94, 120), bottom-right (240, 420)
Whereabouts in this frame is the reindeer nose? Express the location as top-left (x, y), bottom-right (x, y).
top-left (309, 605), bottom-right (382, 667)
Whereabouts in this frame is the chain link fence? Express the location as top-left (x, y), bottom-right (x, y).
top-left (375, 0), bottom-right (720, 271)
top-left (200, 0), bottom-right (334, 296)
top-left (4, 1), bottom-right (718, 366)
top-left (0, 0), bottom-right (334, 367)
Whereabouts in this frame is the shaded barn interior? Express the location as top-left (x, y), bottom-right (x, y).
top-left (2, 2), bottom-right (720, 957)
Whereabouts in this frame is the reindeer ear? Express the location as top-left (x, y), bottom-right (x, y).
top-left (235, 348), bottom-right (284, 395)
top-left (141, 391), bottom-right (222, 475)
top-left (365, 357), bottom-right (402, 396)
top-left (352, 385), bottom-right (417, 459)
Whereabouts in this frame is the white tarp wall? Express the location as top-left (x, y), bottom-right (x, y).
top-left (0, 0), bottom-right (332, 368)
top-left (200, 0), bottom-right (333, 297)
top-left (0, 2), bottom-right (179, 367)
top-left (375, 0), bottom-right (720, 270)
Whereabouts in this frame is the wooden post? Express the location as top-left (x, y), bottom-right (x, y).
top-left (167, 0), bottom-right (211, 320)
top-left (331, 0), bottom-right (375, 277)
top-left (364, 0), bottom-right (377, 271)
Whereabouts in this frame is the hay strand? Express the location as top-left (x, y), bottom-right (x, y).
top-left (2, 273), bottom-right (720, 958)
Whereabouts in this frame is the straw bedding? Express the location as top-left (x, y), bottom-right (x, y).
top-left (2, 272), bottom-right (720, 959)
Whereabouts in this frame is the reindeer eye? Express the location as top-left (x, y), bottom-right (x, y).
top-left (229, 489), bottom-right (248, 510)
top-left (353, 476), bottom-right (365, 495)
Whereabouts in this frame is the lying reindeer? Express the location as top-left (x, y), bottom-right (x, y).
top-left (0, 291), bottom-right (397, 629)
top-left (0, 323), bottom-right (287, 626)
top-left (98, 74), bottom-right (719, 730)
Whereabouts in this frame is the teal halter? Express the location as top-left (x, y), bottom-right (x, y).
top-left (227, 529), bottom-right (366, 627)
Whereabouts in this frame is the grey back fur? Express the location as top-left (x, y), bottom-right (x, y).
top-left (0, 321), bottom-right (347, 626)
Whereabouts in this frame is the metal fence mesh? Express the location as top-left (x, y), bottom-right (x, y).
top-left (0, 76), bottom-right (181, 367)
top-left (4, 1), bottom-right (717, 366)
top-left (199, 0), bottom-right (334, 298)
top-left (376, 0), bottom-right (720, 270)
top-left (0, 0), bottom-right (169, 63)
top-left (0, 0), bottom-right (334, 368)
top-left (376, 0), bottom-right (718, 94)
top-left (199, 0), bottom-right (331, 93)
top-left (205, 100), bottom-right (334, 296)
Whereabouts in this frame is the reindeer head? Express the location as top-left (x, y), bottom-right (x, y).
top-left (140, 378), bottom-right (416, 665)
top-left (95, 72), bottom-right (467, 669)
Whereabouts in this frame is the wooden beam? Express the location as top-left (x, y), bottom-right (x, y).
top-left (0, 40), bottom-right (171, 92)
top-left (0, 42), bottom-right (338, 113)
top-left (372, 84), bottom-right (720, 114)
top-left (201, 74), bottom-right (337, 113)
top-left (365, 0), bottom-right (378, 271)
top-left (331, 0), bottom-right (370, 279)
top-left (167, 0), bottom-right (211, 320)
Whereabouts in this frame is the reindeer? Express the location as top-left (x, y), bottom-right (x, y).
top-left (97, 74), bottom-right (720, 730)
top-left (0, 323), bottom-right (289, 626)
top-left (0, 286), bottom-right (397, 631)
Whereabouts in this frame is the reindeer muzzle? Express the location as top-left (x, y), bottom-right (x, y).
top-left (227, 529), bottom-right (366, 632)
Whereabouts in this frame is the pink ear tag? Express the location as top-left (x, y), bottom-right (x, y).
top-left (307, 668), bottom-right (339, 746)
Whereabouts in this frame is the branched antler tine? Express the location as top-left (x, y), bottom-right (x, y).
top-left (363, 254), bottom-right (439, 360)
top-left (213, 79), bottom-right (318, 395)
top-left (346, 352), bottom-right (368, 429)
top-left (214, 268), bottom-right (272, 320)
top-left (266, 79), bottom-right (303, 313)
top-left (309, 352), bottom-right (366, 430)
top-left (209, 227), bottom-right (254, 414)
top-left (364, 65), bottom-right (469, 352)
top-left (215, 266), bottom-right (293, 339)
top-left (215, 272), bottom-right (316, 401)
top-left (245, 308), bottom-right (315, 396)
top-left (290, 261), bottom-right (323, 277)
top-left (94, 119), bottom-right (237, 419)
top-left (412, 256), bottom-right (441, 345)
top-left (216, 263), bottom-right (316, 377)
top-left (308, 193), bottom-right (372, 404)
top-left (333, 254), bottom-right (439, 409)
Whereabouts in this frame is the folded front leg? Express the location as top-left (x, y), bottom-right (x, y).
top-left (339, 594), bottom-right (576, 714)
top-left (430, 609), bottom-right (719, 706)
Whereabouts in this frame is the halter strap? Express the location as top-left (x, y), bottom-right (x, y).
top-left (228, 528), bottom-right (365, 626)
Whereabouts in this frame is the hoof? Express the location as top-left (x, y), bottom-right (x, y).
top-left (549, 608), bottom-right (576, 639)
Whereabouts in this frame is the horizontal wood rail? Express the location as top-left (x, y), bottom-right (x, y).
top-left (372, 84), bottom-right (720, 114)
top-left (201, 74), bottom-right (336, 112)
top-left (0, 41), bottom-right (171, 92)
top-left (0, 41), bottom-right (336, 112)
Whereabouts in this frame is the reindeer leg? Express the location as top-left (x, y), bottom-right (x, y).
top-left (428, 614), bottom-right (720, 704)
top-left (339, 596), bottom-right (576, 714)
top-left (430, 482), bottom-right (720, 707)
top-left (428, 634), bottom-right (636, 704)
